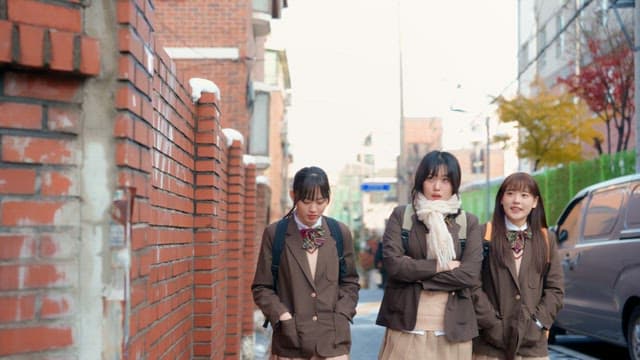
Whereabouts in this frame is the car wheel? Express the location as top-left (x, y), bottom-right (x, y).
top-left (629, 307), bottom-right (640, 360)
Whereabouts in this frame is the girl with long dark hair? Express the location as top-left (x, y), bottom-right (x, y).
top-left (472, 172), bottom-right (564, 360)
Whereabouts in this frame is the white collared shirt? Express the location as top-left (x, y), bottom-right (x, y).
top-left (505, 217), bottom-right (528, 232)
top-left (293, 212), bottom-right (322, 230)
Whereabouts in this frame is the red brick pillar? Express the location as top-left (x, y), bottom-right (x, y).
top-left (193, 91), bottom-right (226, 359)
top-left (242, 163), bottom-right (257, 342)
top-left (115, 3), bottom-right (156, 356)
top-left (225, 139), bottom-right (245, 358)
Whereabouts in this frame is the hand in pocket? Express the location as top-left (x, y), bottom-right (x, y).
top-left (520, 318), bottom-right (544, 347)
top-left (278, 317), bottom-right (300, 349)
top-left (483, 323), bottom-right (504, 349)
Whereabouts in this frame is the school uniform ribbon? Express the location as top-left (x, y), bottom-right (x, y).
top-left (300, 227), bottom-right (326, 252)
top-left (506, 229), bottom-right (532, 255)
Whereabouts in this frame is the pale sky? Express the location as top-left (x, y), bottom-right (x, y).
top-left (268, 1), bottom-right (518, 179)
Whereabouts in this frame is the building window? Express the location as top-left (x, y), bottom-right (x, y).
top-left (537, 25), bottom-right (547, 68)
top-left (249, 91), bottom-right (270, 155)
top-left (598, 0), bottom-right (609, 26)
top-left (519, 41), bottom-right (529, 73)
top-left (470, 147), bottom-right (485, 174)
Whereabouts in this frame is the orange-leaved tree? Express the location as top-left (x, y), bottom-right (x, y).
top-left (496, 79), bottom-right (600, 170)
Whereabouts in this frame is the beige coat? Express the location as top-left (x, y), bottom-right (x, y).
top-left (472, 224), bottom-right (564, 360)
top-left (252, 217), bottom-right (360, 358)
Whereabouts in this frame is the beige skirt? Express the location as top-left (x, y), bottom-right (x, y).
top-left (473, 354), bottom-right (548, 360)
top-left (271, 354), bottom-right (348, 360)
top-left (378, 328), bottom-right (472, 360)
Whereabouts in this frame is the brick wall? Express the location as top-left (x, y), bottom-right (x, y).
top-left (0, 0), bottom-right (99, 356)
top-left (0, 0), bottom-right (262, 359)
top-left (154, 0), bottom-right (255, 147)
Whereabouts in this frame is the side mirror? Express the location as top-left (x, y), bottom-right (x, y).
top-left (558, 229), bottom-right (569, 243)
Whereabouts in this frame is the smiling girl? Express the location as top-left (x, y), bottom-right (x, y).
top-left (472, 172), bottom-right (564, 360)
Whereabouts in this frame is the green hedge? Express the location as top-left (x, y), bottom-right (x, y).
top-left (461, 150), bottom-right (636, 225)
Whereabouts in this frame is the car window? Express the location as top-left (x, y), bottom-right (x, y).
top-left (557, 197), bottom-right (585, 247)
top-left (625, 184), bottom-right (640, 228)
top-left (582, 187), bottom-right (624, 240)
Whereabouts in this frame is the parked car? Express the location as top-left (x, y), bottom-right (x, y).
top-left (550, 174), bottom-right (640, 360)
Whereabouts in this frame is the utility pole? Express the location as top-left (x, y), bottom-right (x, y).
top-left (485, 117), bottom-right (491, 217)
top-left (396, 0), bottom-right (407, 201)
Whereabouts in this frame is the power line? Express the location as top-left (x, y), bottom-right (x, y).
top-left (494, 0), bottom-right (595, 100)
top-left (517, 0), bottom-right (594, 83)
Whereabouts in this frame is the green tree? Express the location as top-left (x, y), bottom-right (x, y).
top-left (496, 80), bottom-right (599, 170)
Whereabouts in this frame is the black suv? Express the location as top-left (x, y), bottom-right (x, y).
top-left (551, 174), bottom-right (640, 359)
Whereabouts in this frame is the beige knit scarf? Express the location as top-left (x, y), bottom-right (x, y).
top-left (414, 192), bottom-right (461, 270)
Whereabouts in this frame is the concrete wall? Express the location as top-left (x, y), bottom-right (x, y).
top-left (0, 1), bottom-right (263, 359)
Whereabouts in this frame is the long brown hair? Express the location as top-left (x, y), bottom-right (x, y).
top-left (490, 172), bottom-right (548, 272)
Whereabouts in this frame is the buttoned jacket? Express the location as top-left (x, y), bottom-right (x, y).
top-left (252, 216), bottom-right (360, 358)
top-left (472, 224), bottom-right (564, 360)
top-left (375, 205), bottom-right (483, 342)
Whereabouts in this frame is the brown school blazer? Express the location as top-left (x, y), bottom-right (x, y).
top-left (375, 205), bottom-right (483, 342)
top-left (252, 217), bottom-right (360, 358)
top-left (472, 224), bottom-right (564, 360)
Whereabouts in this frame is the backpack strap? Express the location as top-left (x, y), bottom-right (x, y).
top-left (484, 222), bottom-right (493, 241)
top-left (271, 218), bottom-right (289, 294)
top-left (456, 211), bottom-right (467, 239)
top-left (325, 217), bottom-right (346, 281)
top-left (264, 217), bottom-right (289, 328)
top-left (401, 205), bottom-right (413, 254)
top-left (456, 210), bottom-right (467, 254)
top-left (483, 222), bottom-right (493, 258)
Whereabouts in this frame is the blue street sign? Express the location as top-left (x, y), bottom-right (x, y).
top-left (360, 183), bottom-right (391, 192)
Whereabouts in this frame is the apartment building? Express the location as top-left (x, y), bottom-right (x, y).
top-left (517, 0), bottom-right (635, 167)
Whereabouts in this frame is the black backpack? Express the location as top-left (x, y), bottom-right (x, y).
top-left (263, 216), bottom-right (345, 328)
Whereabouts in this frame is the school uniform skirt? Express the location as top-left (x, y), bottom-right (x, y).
top-left (271, 355), bottom-right (348, 360)
top-left (378, 328), bottom-right (472, 360)
top-left (472, 354), bottom-right (548, 360)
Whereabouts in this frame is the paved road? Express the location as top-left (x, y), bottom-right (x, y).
top-left (351, 287), bottom-right (386, 359)
top-left (254, 287), bottom-right (601, 359)
top-left (352, 288), bottom-right (597, 360)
